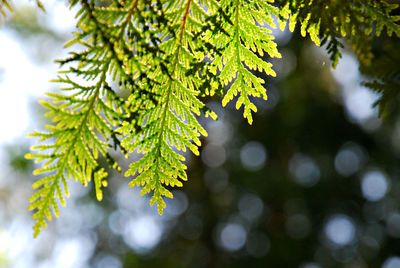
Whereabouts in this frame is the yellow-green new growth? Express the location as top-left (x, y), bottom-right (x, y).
top-left (121, 0), bottom-right (210, 214)
top-left (26, 0), bottom-right (134, 237)
top-left (26, 68), bottom-right (112, 237)
top-left (210, 0), bottom-right (282, 124)
top-left (22, 0), bottom-right (400, 237)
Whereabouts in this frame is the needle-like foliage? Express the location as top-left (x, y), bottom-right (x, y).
top-left (121, 0), bottom-right (215, 214)
top-left (279, 0), bottom-right (400, 68)
top-left (209, 0), bottom-right (282, 124)
top-left (0, 0), bottom-right (12, 23)
top-left (0, 0), bottom-right (397, 236)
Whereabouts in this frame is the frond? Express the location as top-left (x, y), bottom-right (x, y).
top-left (23, 0), bottom-right (400, 237)
top-left (26, 0), bottom-right (135, 237)
top-left (280, 0), bottom-right (400, 68)
top-left (121, 0), bottom-right (210, 214)
top-left (208, 0), bottom-right (281, 125)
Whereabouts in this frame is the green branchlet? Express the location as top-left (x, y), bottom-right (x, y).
top-left (14, 0), bottom-right (400, 237)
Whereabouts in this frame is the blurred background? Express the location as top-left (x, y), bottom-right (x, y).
top-left (1, 1), bottom-right (400, 267)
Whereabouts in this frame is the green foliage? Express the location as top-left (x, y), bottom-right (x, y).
top-left (25, 0), bottom-right (133, 237)
top-left (361, 39), bottom-right (400, 119)
top-left (121, 0), bottom-right (213, 214)
top-left (280, 0), bottom-right (400, 68)
top-left (210, 0), bottom-right (282, 124)
top-left (0, 0), bottom-right (397, 236)
top-left (0, 0), bottom-right (12, 23)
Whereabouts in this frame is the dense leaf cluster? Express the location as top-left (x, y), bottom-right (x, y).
top-left (280, 0), bottom-right (400, 67)
top-left (0, 0), bottom-right (398, 236)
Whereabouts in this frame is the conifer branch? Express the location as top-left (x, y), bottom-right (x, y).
top-left (213, 0), bottom-right (281, 124)
top-left (123, 0), bottom-right (209, 214)
top-left (20, 0), bottom-right (400, 237)
top-left (26, 62), bottom-right (110, 237)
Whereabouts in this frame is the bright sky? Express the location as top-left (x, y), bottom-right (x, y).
top-left (0, 0), bottom-right (76, 145)
top-left (0, 30), bottom-right (51, 144)
top-left (331, 52), bottom-right (381, 129)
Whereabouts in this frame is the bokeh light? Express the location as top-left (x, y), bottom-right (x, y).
top-left (361, 170), bottom-right (389, 202)
top-left (240, 141), bottom-right (267, 171)
top-left (164, 190), bottom-right (188, 218)
top-left (93, 255), bottom-right (122, 268)
top-left (344, 87), bottom-right (379, 124)
top-left (52, 235), bottom-right (96, 268)
top-left (334, 142), bottom-right (366, 176)
top-left (324, 215), bottom-right (356, 247)
top-left (289, 153), bottom-right (320, 187)
top-left (219, 223), bottom-right (247, 252)
top-left (206, 120), bottom-right (232, 146)
top-left (383, 256), bottom-right (400, 268)
top-left (123, 216), bottom-right (162, 253)
top-left (237, 193), bottom-right (264, 221)
top-left (300, 263), bottom-right (322, 268)
top-left (201, 144), bottom-right (226, 168)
